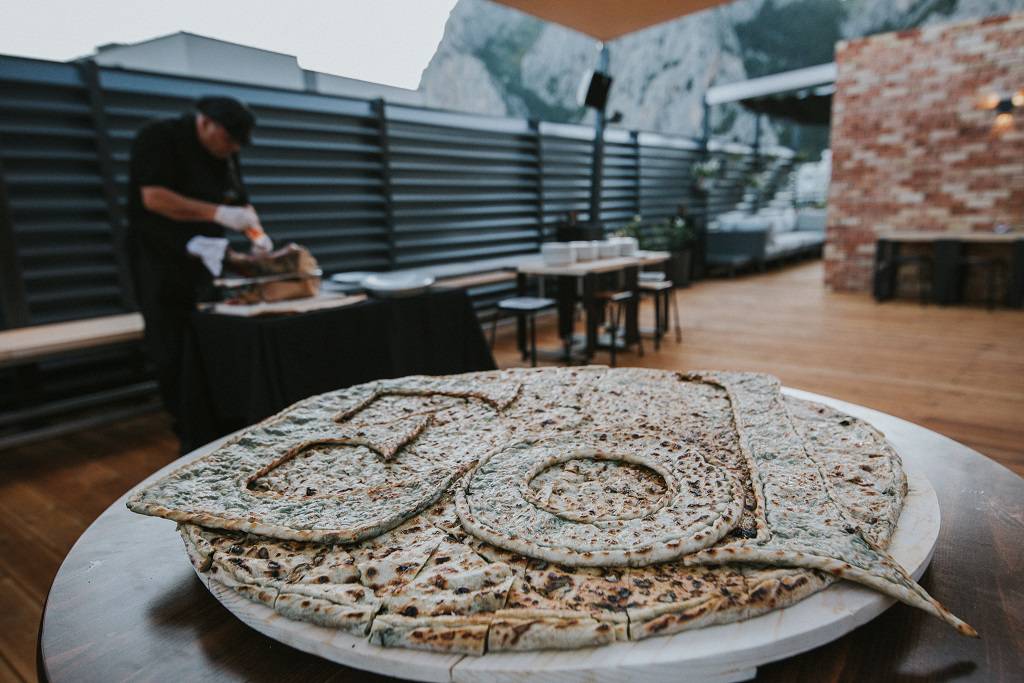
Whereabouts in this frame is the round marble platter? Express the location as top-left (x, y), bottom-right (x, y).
top-left (196, 388), bottom-right (942, 683)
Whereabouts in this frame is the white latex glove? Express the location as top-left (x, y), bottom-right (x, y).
top-left (213, 204), bottom-right (260, 232)
top-left (252, 234), bottom-right (274, 253)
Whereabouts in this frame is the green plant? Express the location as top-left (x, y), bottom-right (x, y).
top-left (692, 158), bottom-right (721, 179)
top-left (660, 215), bottom-right (695, 252)
top-left (614, 214), bottom-right (694, 252)
top-left (614, 214), bottom-right (644, 242)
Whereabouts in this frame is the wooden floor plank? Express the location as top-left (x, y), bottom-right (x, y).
top-left (0, 648), bottom-right (26, 683)
top-left (2, 259), bottom-right (1021, 679)
top-left (0, 413), bottom-right (180, 681)
top-left (0, 575), bottom-right (43, 683)
top-left (0, 508), bottom-right (64, 604)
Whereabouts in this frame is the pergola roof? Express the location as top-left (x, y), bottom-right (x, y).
top-left (491, 0), bottom-right (733, 42)
top-left (705, 62), bottom-right (837, 125)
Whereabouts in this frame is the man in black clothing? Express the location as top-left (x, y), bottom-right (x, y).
top-left (127, 96), bottom-right (267, 438)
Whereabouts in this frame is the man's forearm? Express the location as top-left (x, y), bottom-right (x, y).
top-left (141, 186), bottom-right (219, 222)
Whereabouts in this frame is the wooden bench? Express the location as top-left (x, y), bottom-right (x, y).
top-left (435, 270), bottom-right (516, 290)
top-left (0, 313), bottom-right (144, 368)
top-left (0, 313), bottom-right (156, 450)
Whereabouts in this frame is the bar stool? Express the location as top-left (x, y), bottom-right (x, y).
top-left (876, 253), bottom-right (933, 304)
top-left (960, 255), bottom-right (1009, 310)
top-left (594, 290), bottom-right (643, 368)
top-left (489, 296), bottom-right (557, 367)
top-left (637, 273), bottom-right (682, 350)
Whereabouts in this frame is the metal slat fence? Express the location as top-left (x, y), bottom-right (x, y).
top-left (0, 55), bottom-right (790, 330)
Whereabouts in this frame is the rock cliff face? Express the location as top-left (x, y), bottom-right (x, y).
top-left (419, 0), bottom-right (1023, 152)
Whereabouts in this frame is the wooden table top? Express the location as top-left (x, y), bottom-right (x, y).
top-left (878, 231), bottom-right (1024, 244)
top-left (517, 250), bottom-right (670, 276)
top-left (38, 390), bottom-right (1023, 682)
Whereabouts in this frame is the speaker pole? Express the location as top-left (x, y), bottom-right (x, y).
top-left (588, 43), bottom-right (609, 233)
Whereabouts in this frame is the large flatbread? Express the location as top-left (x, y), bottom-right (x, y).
top-left (136, 367), bottom-right (974, 656)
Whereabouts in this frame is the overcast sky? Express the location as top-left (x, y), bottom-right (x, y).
top-left (0, 0), bottom-right (460, 89)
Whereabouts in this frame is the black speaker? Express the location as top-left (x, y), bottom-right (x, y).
top-left (583, 71), bottom-right (612, 111)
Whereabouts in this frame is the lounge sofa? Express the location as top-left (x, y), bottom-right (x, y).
top-left (705, 208), bottom-right (825, 275)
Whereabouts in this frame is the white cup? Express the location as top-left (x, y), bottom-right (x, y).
top-left (542, 242), bottom-right (575, 266)
top-left (571, 241), bottom-right (596, 261)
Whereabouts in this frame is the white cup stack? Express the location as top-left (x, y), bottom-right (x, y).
top-left (597, 240), bottom-right (620, 259)
top-left (541, 242), bottom-right (576, 266)
top-left (571, 241), bottom-right (597, 262)
top-left (609, 236), bottom-right (638, 256)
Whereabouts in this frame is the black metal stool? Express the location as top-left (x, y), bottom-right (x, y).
top-left (638, 277), bottom-right (681, 350)
top-left (490, 296), bottom-right (557, 367)
top-left (594, 290), bottom-right (643, 367)
top-left (876, 253), bottom-right (933, 304)
top-left (960, 255), bottom-right (1009, 310)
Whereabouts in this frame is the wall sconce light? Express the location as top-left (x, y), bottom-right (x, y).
top-left (980, 89), bottom-right (1022, 133)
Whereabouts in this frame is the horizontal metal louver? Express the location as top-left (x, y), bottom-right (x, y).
top-left (0, 57), bottom-right (124, 325)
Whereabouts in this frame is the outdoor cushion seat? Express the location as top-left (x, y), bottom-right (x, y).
top-left (796, 209), bottom-right (827, 233)
top-left (768, 231), bottom-right (823, 259)
top-left (638, 280), bottom-right (673, 292)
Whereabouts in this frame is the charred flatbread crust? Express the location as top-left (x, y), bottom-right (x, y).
top-left (368, 614), bottom-right (491, 655)
top-left (488, 614), bottom-right (617, 651)
top-left (275, 589), bottom-right (380, 636)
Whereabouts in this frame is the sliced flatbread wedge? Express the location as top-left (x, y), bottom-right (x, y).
top-left (368, 614), bottom-right (491, 655)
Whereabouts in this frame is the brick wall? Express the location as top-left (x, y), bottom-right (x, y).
top-left (825, 13), bottom-right (1024, 292)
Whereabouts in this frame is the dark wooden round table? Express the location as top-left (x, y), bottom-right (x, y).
top-left (38, 392), bottom-right (1023, 682)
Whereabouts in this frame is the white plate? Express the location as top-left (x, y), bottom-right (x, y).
top-left (362, 273), bottom-right (436, 298)
top-left (330, 271), bottom-right (377, 285)
top-left (198, 392), bottom-right (943, 683)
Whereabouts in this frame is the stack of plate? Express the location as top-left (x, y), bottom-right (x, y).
top-left (325, 271), bottom-right (376, 294)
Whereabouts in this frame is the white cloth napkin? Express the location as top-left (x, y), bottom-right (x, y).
top-left (185, 236), bottom-right (230, 277)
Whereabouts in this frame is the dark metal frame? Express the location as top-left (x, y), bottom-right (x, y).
top-left (373, 98), bottom-right (397, 270)
top-left (79, 59), bottom-right (136, 309)
top-left (0, 156), bottom-right (28, 327)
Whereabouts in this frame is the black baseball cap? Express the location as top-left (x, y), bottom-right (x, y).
top-left (196, 96), bottom-right (256, 145)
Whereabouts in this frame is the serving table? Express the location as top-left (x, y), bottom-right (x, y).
top-left (515, 250), bottom-right (670, 360)
top-left (873, 231), bottom-right (1024, 306)
top-left (178, 288), bottom-right (495, 452)
top-left (38, 391), bottom-right (1023, 682)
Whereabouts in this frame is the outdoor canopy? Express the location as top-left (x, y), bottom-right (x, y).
top-left (491, 0), bottom-right (734, 42)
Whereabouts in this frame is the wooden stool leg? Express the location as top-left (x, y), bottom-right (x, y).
top-left (652, 292), bottom-right (662, 352)
top-left (633, 301), bottom-right (644, 357)
top-left (489, 310), bottom-right (500, 349)
top-left (529, 314), bottom-right (538, 367)
top-left (671, 289), bottom-right (682, 342)
top-left (607, 303), bottom-right (617, 368)
top-left (518, 313), bottom-right (529, 361)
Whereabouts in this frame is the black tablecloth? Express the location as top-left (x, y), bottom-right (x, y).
top-left (178, 289), bottom-right (495, 452)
